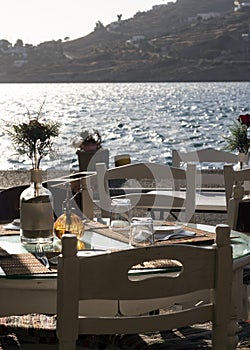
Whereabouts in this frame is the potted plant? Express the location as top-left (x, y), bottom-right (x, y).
top-left (5, 102), bottom-right (60, 171)
top-left (76, 129), bottom-right (102, 152)
top-left (4, 101), bottom-right (60, 244)
top-left (224, 113), bottom-right (250, 169)
top-left (73, 129), bottom-right (109, 171)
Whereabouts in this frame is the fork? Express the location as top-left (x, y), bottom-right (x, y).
top-left (35, 243), bottom-right (51, 269)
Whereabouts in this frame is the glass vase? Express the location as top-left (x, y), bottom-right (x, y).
top-left (20, 169), bottom-right (54, 245)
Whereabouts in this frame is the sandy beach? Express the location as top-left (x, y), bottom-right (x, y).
top-left (0, 169), bottom-right (70, 189)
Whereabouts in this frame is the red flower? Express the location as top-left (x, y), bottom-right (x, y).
top-left (238, 114), bottom-right (250, 127)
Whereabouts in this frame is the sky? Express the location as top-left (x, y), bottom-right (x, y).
top-left (0, 0), bottom-right (172, 46)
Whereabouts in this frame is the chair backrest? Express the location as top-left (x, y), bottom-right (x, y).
top-left (57, 225), bottom-right (233, 350)
top-left (172, 148), bottom-right (237, 189)
top-left (224, 164), bottom-right (250, 230)
top-left (94, 162), bottom-right (196, 222)
top-left (0, 185), bottom-right (27, 223)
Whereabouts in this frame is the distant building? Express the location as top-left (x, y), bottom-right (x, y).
top-left (242, 33), bottom-right (249, 41)
top-left (131, 35), bottom-right (145, 42)
top-left (125, 35), bottom-right (146, 48)
top-left (235, 1), bottom-right (250, 10)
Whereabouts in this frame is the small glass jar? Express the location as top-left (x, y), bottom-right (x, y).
top-left (20, 169), bottom-right (54, 245)
top-left (130, 217), bottom-right (154, 246)
top-left (109, 198), bottom-right (131, 237)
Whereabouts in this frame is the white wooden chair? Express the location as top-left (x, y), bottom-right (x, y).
top-left (94, 162), bottom-right (196, 222)
top-left (56, 225), bottom-right (235, 350)
top-left (224, 164), bottom-right (250, 231)
top-left (172, 148), bottom-right (237, 190)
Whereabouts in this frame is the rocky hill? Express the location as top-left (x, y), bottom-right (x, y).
top-left (0, 0), bottom-right (249, 82)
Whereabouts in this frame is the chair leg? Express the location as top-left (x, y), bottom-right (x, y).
top-left (212, 323), bottom-right (230, 350)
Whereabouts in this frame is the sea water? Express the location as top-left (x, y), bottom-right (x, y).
top-left (0, 82), bottom-right (249, 171)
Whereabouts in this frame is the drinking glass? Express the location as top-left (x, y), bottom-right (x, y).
top-left (109, 198), bottom-right (131, 237)
top-left (130, 217), bottom-right (154, 246)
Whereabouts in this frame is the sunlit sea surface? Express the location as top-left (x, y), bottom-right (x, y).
top-left (0, 82), bottom-right (249, 171)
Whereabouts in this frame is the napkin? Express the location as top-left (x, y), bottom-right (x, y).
top-left (154, 225), bottom-right (196, 241)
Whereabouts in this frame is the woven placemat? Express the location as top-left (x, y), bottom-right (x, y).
top-left (85, 221), bottom-right (215, 270)
top-left (86, 221), bottom-right (215, 245)
top-left (0, 253), bottom-right (54, 276)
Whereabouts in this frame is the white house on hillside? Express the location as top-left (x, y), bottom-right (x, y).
top-left (125, 35), bottom-right (146, 48)
top-left (235, 1), bottom-right (250, 10)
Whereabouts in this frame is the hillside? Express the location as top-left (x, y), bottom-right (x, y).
top-left (0, 0), bottom-right (249, 82)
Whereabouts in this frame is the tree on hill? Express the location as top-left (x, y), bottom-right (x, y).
top-left (14, 39), bottom-right (24, 47)
top-left (94, 21), bottom-right (105, 31)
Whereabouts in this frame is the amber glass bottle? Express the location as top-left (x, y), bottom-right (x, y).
top-left (53, 188), bottom-right (85, 248)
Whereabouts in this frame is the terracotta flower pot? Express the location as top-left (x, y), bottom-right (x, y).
top-left (76, 148), bottom-right (109, 171)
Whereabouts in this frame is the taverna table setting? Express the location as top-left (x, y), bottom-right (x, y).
top-left (0, 215), bottom-right (250, 349)
top-left (0, 106), bottom-right (250, 349)
top-left (0, 170), bottom-right (249, 349)
top-left (0, 159), bottom-right (249, 350)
